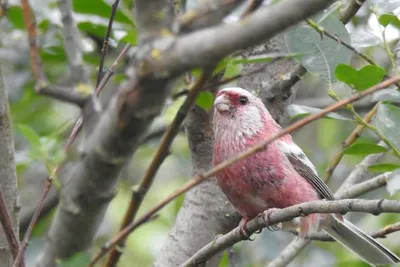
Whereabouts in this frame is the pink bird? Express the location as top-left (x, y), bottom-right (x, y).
top-left (212, 87), bottom-right (400, 266)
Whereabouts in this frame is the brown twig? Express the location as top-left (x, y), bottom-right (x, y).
top-left (12, 168), bottom-right (58, 267)
top-left (324, 104), bottom-right (379, 181)
top-left (0, 190), bottom-right (21, 263)
top-left (104, 70), bottom-right (214, 267)
top-left (20, 0), bottom-right (88, 106)
top-left (88, 76), bottom-right (400, 266)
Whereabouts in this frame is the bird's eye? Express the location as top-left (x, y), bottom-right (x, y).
top-left (239, 96), bottom-right (248, 105)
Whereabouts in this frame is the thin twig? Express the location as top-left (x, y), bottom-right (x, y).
top-left (96, 0), bottom-right (121, 87)
top-left (12, 169), bottom-right (57, 267)
top-left (104, 69), bottom-right (214, 267)
top-left (292, 221), bottom-right (400, 242)
top-left (305, 18), bottom-right (400, 89)
top-left (348, 104), bottom-right (400, 158)
top-left (20, 0), bottom-right (88, 107)
top-left (0, 190), bottom-right (21, 262)
top-left (88, 76), bottom-right (400, 266)
top-left (324, 104), bottom-right (378, 181)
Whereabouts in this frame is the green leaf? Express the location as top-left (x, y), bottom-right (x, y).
top-left (371, 88), bottom-right (400, 102)
top-left (368, 163), bottom-right (400, 172)
top-left (195, 92), bottom-right (214, 111)
top-left (232, 53), bottom-right (302, 65)
top-left (387, 169), bottom-right (400, 196)
top-left (343, 142), bottom-right (388, 155)
top-left (284, 15), bottom-right (352, 84)
top-left (72, 0), bottom-right (133, 25)
top-left (224, 60), bottom-right (241, 79)
top-left (374, 104), bottom-right (400, 150)
top-left (77, 22), bottom-right (108, 38)
top-left (334, 64), bottom-right (358, 88)
top-left (17, 125), bottom-right (41, 148)
top-left (335, 64), bottom-right (386, 91)
top-left (378, 13), bottom-right (400, 28)
top-left (6, 6), bottom-right (24, 29)
top-left (57, 251), bottom-right (90, 267)
top-left (120, 30), bottom-right (138, 45)
top-left (287, 104), bottom-right (353, 121)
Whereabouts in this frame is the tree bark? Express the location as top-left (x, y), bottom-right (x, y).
top-left (0, 62), bottom-right (20, 266)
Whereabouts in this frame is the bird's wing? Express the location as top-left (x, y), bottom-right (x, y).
top-left (277, 141), bottom-right (335, 200)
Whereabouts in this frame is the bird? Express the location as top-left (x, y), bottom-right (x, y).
top-left (212, 87), bottom-right (400, 266)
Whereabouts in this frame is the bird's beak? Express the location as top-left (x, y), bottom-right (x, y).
top-left (214, 95), bottom-right (230, 112)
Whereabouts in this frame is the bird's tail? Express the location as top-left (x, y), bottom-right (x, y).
top-left (323, 215), bottom-right (400, 266)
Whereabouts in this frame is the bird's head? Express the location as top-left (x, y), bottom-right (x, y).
top-left (213, 87), bottom-right (272, 140)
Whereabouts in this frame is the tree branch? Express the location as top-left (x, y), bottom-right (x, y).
top-left (20, 0), bottom-right (88, 107)
top-left (147, 0), bottom-right (335, 75)
top-left (96, 0), bottom-right (121, 86)
top-left (182, 170), bottom-right (392, 265)
top-left (135, 0), bottom-right (174, 42)
top-left (58, 0), bottom-right (88, 84)
top-left (0, 191), bottom-right (20, 261)
top-left (181, 199), bottom-right (400, 266)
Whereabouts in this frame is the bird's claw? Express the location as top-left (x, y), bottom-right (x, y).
top-left (239, 218), bottom-right (254, 241)
top-left (263, 208), bottom-right (282, 232)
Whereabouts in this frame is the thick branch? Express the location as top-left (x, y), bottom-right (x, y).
top-left (135, 0), bottom-right (174, 41)
top-left (0, 63), bottom-right (21, 266)
top-left (35, 77), bottom-right (174, 267)
top-left (148, 0), bottom-right (335, 75)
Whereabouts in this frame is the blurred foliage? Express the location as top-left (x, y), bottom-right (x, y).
top-left (1, 0), bottom-right (400, 267)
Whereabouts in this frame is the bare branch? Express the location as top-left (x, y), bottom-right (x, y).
top-left (20, 0), bottom-right (87, 107)
top-left (182, 170), bottom-right (391, 265)
top-left (148, 0), bottom-right (335, 75)
top-left (58, 0), bottom-right (88, 84)
top-left (181, 199), bottom-right (400, 266)
top-left (96, 0), bottom-right (121, 86)
top-left (177, 0), bottom-right (244, 33)
top-left (0, 191), bottom-right (19, 260)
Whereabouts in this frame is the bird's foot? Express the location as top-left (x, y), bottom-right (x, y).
top-left (239, 217), bottom-right (255, 241)
top-left (263, 208), bottom-right (282, 232)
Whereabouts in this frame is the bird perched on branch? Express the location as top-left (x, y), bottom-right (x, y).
top-left (212, 87), bottom-right (400, 266)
